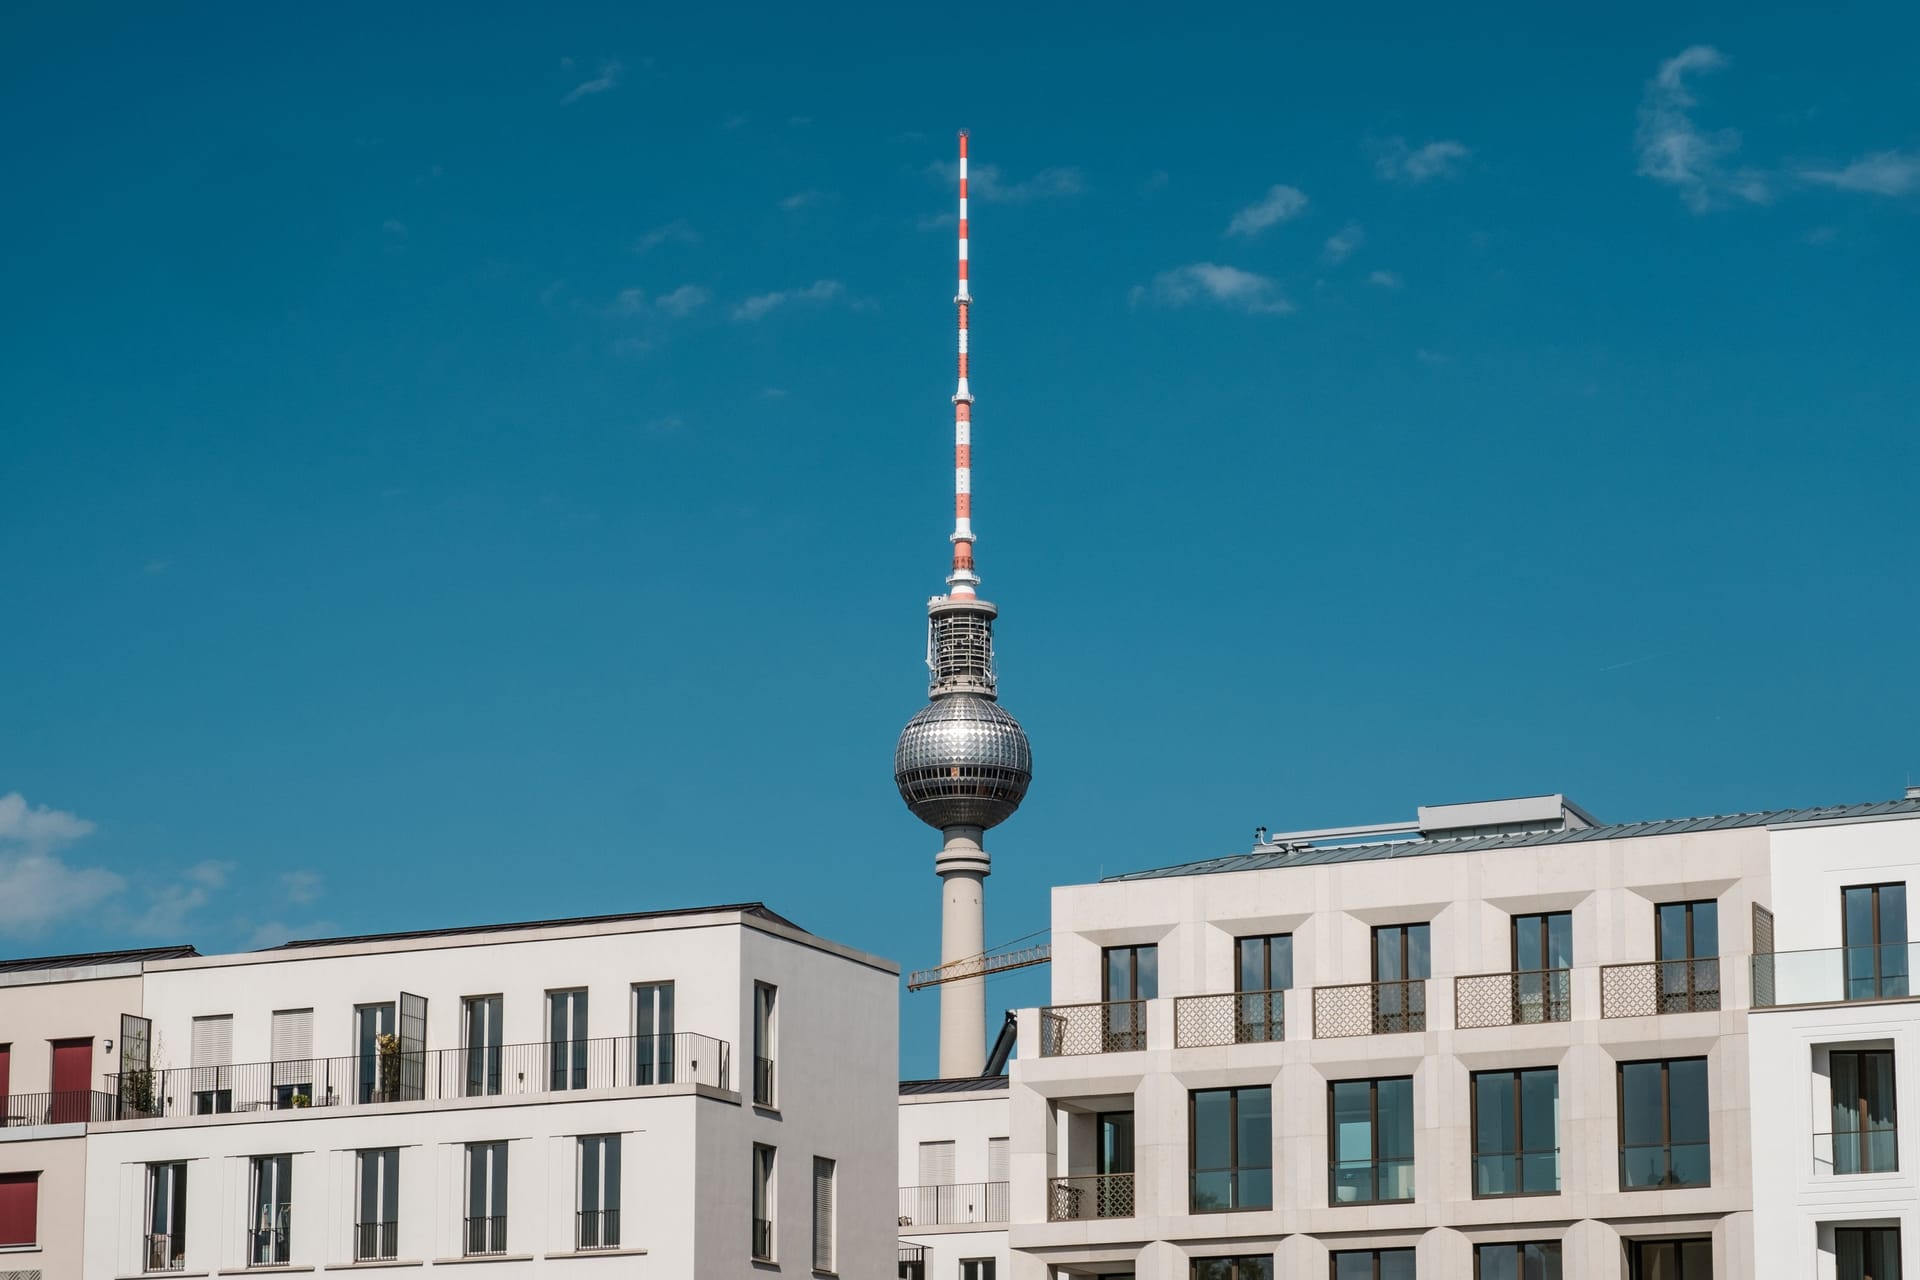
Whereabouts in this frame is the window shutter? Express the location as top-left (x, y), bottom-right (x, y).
top-left (918, 1140), bottom-right (954, 1187)
top-left (272, 1009), bottom-right (314, 1086)
top-left (988, 1136), bottom-right (1009, 1184)
top-left (192, 1014), bottom-right (234, 1091)
top-left (0, 1172), bottom-right (37, 1247)
top-left (811, 1157), bottom-right (834, 1271)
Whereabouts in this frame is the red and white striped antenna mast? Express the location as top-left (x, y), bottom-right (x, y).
top-left (948, 129), bottom-right (979, 600)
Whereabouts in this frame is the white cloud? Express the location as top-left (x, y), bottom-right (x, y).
top-left (561, 60), bottom-right (623, 105)
top-left (1130, 263), bottom-right (1292, 315)
top-left (929, 160), bottom-right (1083, 203)
top-left (1800, 150), bottom-right (1920, 196)
top-left (1322, 221), bottom-right (1365, 264)
top-left (1375, 138), bottom-right (1471, 183)
top-left (0, 792), bottom-right (95, 850)
top-left (779, 189), bottom-right (827, 211)
top-left (1226, 185), bottom-right (1308, 237)
top-left (1635, 45), bottom-right (1770, 212)
top-left (1368, 269), bottom-right (1403, 288)
top-left (732, 278), bottom-right (845, 322)
top-left (0, 793), bottom-right (118, 936)
top-left (605, 285), bottom-right (708, 321)
top-left (1416, 347), bottom-right (1451, 367)
top-left (655, 284), bottom-right (710, 317)
top-left (635, 220), bottom-right (699, 252)
top-left (280, 870), bottom-right (323, 905)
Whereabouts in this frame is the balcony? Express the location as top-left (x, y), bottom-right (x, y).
top-left (577, 1208), bottom-right (620, 1250)
top-left (1040, 1000), bottom-right (1147, 1056)
top-left (101, 1032), bottom-right (732, 1123)
top-left (0, 1088), bottom-right (123, 1126)
top-left (1046, 1172), bottom-right (1135, 1221)
top-left (1816, 1127), bottom-right (1899, 1176)
top-left (1600, 958), bottom-right (1720, 1018)
top-left (248, 1217), bottom-right (291, 1267)
top-left (1752, 944), bottom-right (1915, 1008)
top-left (355, 1220), bottom-right (398, 1262)
top-left (898, 1180), bottom-right (1009, 1227)
top-left (145, 1233), bottom-right (185, 1272)
top-left (1313, 979), bottom-right (1426, 1038)
top-left (465, 1215), bottom-right (507, 1257)
top-left (1455, 968), bottom-right (1570, 1028)
top-left (1175, 990), bottom-right (1284, 1047)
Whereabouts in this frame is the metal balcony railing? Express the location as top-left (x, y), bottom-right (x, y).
top-left (144, 1232), bottom-right (185, 1272)
top-left (1313, 979), bottom-right (1426, 1038)
top-left (0, 1088), bottom-right (124, 1126)
top-left (1455, 969), bottom-right (1571, 1028)
top-left (248, 1218), bottom-right (290, 1267)
top-left (464, 1215), bottom-right (507, 1257)
top-left (101, 1032), bottom-right (731, 1123)
top-left (753, 1056), bottom-right (775, 1107)
top-left (752, 1216), bottom-right (774, 1261)
top-left (1174, 990), bottom-right (1285, 1047)
top-left (355, 1220), bottom-right (398, 1262)
top-left (577, 1208), bottom-right (620, 1250)
top-left (1600, 958), bottom-right (1721, 1018)
top-left (897, 1180), bottom-right (1009, 1226)
top-left (1752, 944), bottom-right (1916, 1008)
top-left (1040, 1000), bottom-right (1147, 1056)
top-left (1046, 1172), bottom-right (1135, 1221)
top-left (1816, 1127), bottom-right (1900, 1176)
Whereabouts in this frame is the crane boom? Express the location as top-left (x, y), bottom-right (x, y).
top-left (907, 940), bottom-right (1051, 991)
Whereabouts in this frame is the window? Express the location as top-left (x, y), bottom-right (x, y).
top-left (1844, 884), bottom-right (1909, 1001)
top-left (464, 1142), bottom-right (508, 1257)
top-left (549, 990), bottom-right (589, 1091)
top-left (249, 1155), bottom-right (292, 1266)
top-left (1193, 1257), bottom-right (1271, 1280)
top-left (1618, 1058), bottom-right (1709, 1188)
top-left (1511, 912), bottom-right (1572, 1023)
top-left (1329, 1077), bottom-right (1414, 1203)
top-left (752, 1144), bottom-right (776, 1261)
top-left (812, 1157), bottom-right (835, 1271)
top-left (1629, 1239), bottom-right (1712, 1279)
top-left (633, 981), bottom-right (676, 1085)
top-left (1830, 1049), bottom-right (1899, 1174)
top-left (1473, 1242), bottom-right (1560, 1279)
top-left (578, 1135), bottom-right (620, 1250)
top-left (354, 1149), bottom-right (398, 1263)
top-left (1190, 1086), bottom-right (1272, 1211)
top-left (960, 1262), bottom-right (998, 1280)
top-left (189, 1015), bottom-right (233, 1114)
top-left (1102, 945), bottom-right (1156, 1051)
top-left (1836, 1226), bottom-right (1902, 1280)
top-left (754, 983), bottom-right (777, 1106)
top-left (988, 1136), bottom-right (1009, 1186)
top-left (354, 1004), bottom-right (395, 1104)
top-left (1472, 1068), bottom-right (1559, 1196)
top-left (1655, 901), bottom-right (1720, 1012)
top-left (0, 1172), bottom-right (38, 1248)
top-left (1372, 924), bottom-right (1430, 1032)
top-left (1235, 933), bottom-right (1291, 1042)
top-left (146, 1161), bottom-right (188, 1272)
top-left (462, 996), bottom-right (503, 1097)
top-left (1332, 1249), bottom-right (1415, 1279)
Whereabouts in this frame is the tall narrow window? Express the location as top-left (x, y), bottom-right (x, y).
top-left (1830, 1049), bottom-right (1899, 1174)
top-left (189, 1015), bottom-right (233, 1114)
top-left (754, 983), bottom-right (777, 1106)
top-left (1189, 1086), bottom-right (1272, 1211)
top-left (1372, 924), bottom-right (1430, 1032)
top-left (145, 1161), bottom-right (188, 1272)
top-left (1472, 1068), bottom-right (1559, 1196)
top-left (1331, 1249), bottom-right (1415, 1279)
top-left (271, 1008), bottom-right (314, 1110)
top-left (1330, 1077), bottom-right (1414, 1204)
top-left (1618, 1058), bottom-right (1710, 1188)
top-left (1235, 933), bottom-right (1291, 1043)
top-left (578, 1135), bottom-right (620, 1250)
top-left (354, 1149), bottom-right (398, 1263)
top-left (1844, 884), bottom-right (1910, 1001)
top-left (812, 1156), bottom-right (835, 1272)
top-left (0, 1173), bottom-right (39, 1249)
top-left (354, 1003), bottom-right (396, 1104)
top-left (549, 990), bottom-right (589, 1091)
top-left (1191, 1259), bottom-right (1271, 1280)
top-left (1473, 1242), bottom-right (1560, 1279)
top-left (988, 1136), bottom-right (1009, 1220)
top-left (1629, 1239), bottom-right (1712, 1278)
top-left (1836, 1226), bottom-right (1902, 1280)
top-left (633, 982), bottom-right (676, 1085)
top-left (464, 1142), bottom-right (508, 1257)
top-left (249, 1155), bottom-right (292, 1266)
top-left (1655, 901), bottom-right (1720, 1012)
top-left (462, 996), bottom-right (503, 1097)
top-left (1511, 912), bottom-right (1572, 1023)
top-left (1101, 945), bottom-right (1156, 1051)
top-left (751, 1144), bottom-right (776, 1261)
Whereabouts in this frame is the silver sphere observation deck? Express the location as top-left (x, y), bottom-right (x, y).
top-left (894, 692), bottom-right (1033, 830)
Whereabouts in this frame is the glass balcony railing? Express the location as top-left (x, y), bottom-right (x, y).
top-left (1752, 944), bottom-right (1916, 1008)
top-left (1816, 1127), bottom-right (1899, 1176)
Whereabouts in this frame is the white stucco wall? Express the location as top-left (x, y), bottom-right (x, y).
top-left (899, 1087), bottom-right (1011, 1280)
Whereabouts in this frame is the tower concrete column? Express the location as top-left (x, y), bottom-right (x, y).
top-left (936, 826), bottom-right (990, 1078)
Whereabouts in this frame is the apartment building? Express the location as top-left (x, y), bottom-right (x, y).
top-left (1003, 793), bottom-right (1920, 1280)
top-left (69, 902), bottom-right (896, 1279)
top-left (900, 1075), bottom-right (1012, 1280)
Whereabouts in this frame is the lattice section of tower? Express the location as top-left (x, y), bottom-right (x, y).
top-left (927, 603), bottom-right (997, 697)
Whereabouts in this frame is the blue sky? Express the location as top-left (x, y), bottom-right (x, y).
top-left (2, 4), bottom-right (1916, 1078)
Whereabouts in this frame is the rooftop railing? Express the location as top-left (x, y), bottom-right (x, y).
top-left (1313, 978), bottom-right (1426, 1038)
top-left (1040, 1000), bottom-right (1147, 1056)
top-left (1455, 969), bottom-right (1571, 1029)
top-left (898, 1180), bottom-right (1009, 1227)
top-left (1174, 990), bottom-right (1285, 1047)
top-left (1752, 944), bottom-right (1916, 1008)
top-left (1600, 958), bottom-right (1720, 1018)
top-left (102, 1031), bottom-right (730, 1122)
top-left (0, 1089), bottom-right (123, 1126)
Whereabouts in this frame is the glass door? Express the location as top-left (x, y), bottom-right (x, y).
top-left (1656, 901), bottom-right (1719, 1012)
top-left (1511, 912), bottom-right (1572, 1023)
top-left (356, 1004), bottom-right (396, 1103)
top-left (1102, 946), bottom-right (1156, 1052)
top-left (1372, 924), bottom-right (1429, 1032)
top-left (1831, 1049), bottom-right (1899, 1174)
top-left (1095, 1111), bottom-right (1135, 1218)
top-left (549, 990), bottom-right (589, 1091)
top-left (462, 997), bottom-right (503, 1097)
top-left (633, 983), bottom-right (675, 1084)
top-left (1235, 934), bottom-right (1290, 1043)
top-left (1845, 884), bottom-right (1909, 1000)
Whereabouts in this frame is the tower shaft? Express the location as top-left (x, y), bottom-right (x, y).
top-left (936, 826), bottom-right (989, 1078)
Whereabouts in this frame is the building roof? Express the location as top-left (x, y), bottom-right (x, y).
top-left (259, 902), bottom-right (808, 951)
top-left (0, 943), bottom-right (199, 975)
top-left (1105, 798), bottom-right (1920, 883)
top-left (898, 1076), bottom-right (1011, 1096)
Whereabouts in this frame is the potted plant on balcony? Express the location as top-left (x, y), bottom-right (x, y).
top-left (376, 1032), bottom-right (402, 1101)
top-left (289, 1092), bottom-right (311, 1108)
top-left (121, 1067), bottom-right (157, 1118)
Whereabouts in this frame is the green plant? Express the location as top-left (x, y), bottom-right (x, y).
top-left (290, 1092), bottom-right (311, 1108)
top-left (120, 1068), bottom-right (156, 1117)
top-left (376, 1032), bottom-right (402, 1098)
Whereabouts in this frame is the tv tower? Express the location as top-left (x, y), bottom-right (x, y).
top-left (894, 130), bottom-right (1034, 1078)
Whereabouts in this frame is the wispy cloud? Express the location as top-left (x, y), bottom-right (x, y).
top-left (1226, 184), bottom-right (1308, 237)
top-left (733, 278), bottom-right (846, 322)
top-left (1322, 221), bottom-right (1365, 264)
top-left (655, 284), bottom-right (710, 317)
top-left (1636, 46), bottom-right (1769, 212)
top-left (1800, 149), bottom-right (1920, 196)
top-left (927, 159), bottom-right (1083, 204)
top-left (280, 870), bottom-right (323, 905)
top-left (635, 220), bottom-right (699, 252)
top-left (1368, 269), bottom-right (1403, 289)
top-left (129, 860), bottom-right (233, 937)
top-left (1416, 347), bottom-right (1451, 367)
top-left (0, 793), bottom-right (121, 936)
top-left (1130, 263), bottom-right (1292, 315)
top-left (604, 285), bottom-right (709, 321)
top-left (779, 189), bottom-right (828, 211)
top-left (562, 60), bottom-right (623, 106)
top-left (1375, 137), bottom-right (1471, 183)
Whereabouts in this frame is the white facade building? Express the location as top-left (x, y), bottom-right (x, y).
top-left (899, 1076), bottom-right (1011, 1280)
top-left (69, 902), bottom-right (896, 1279)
